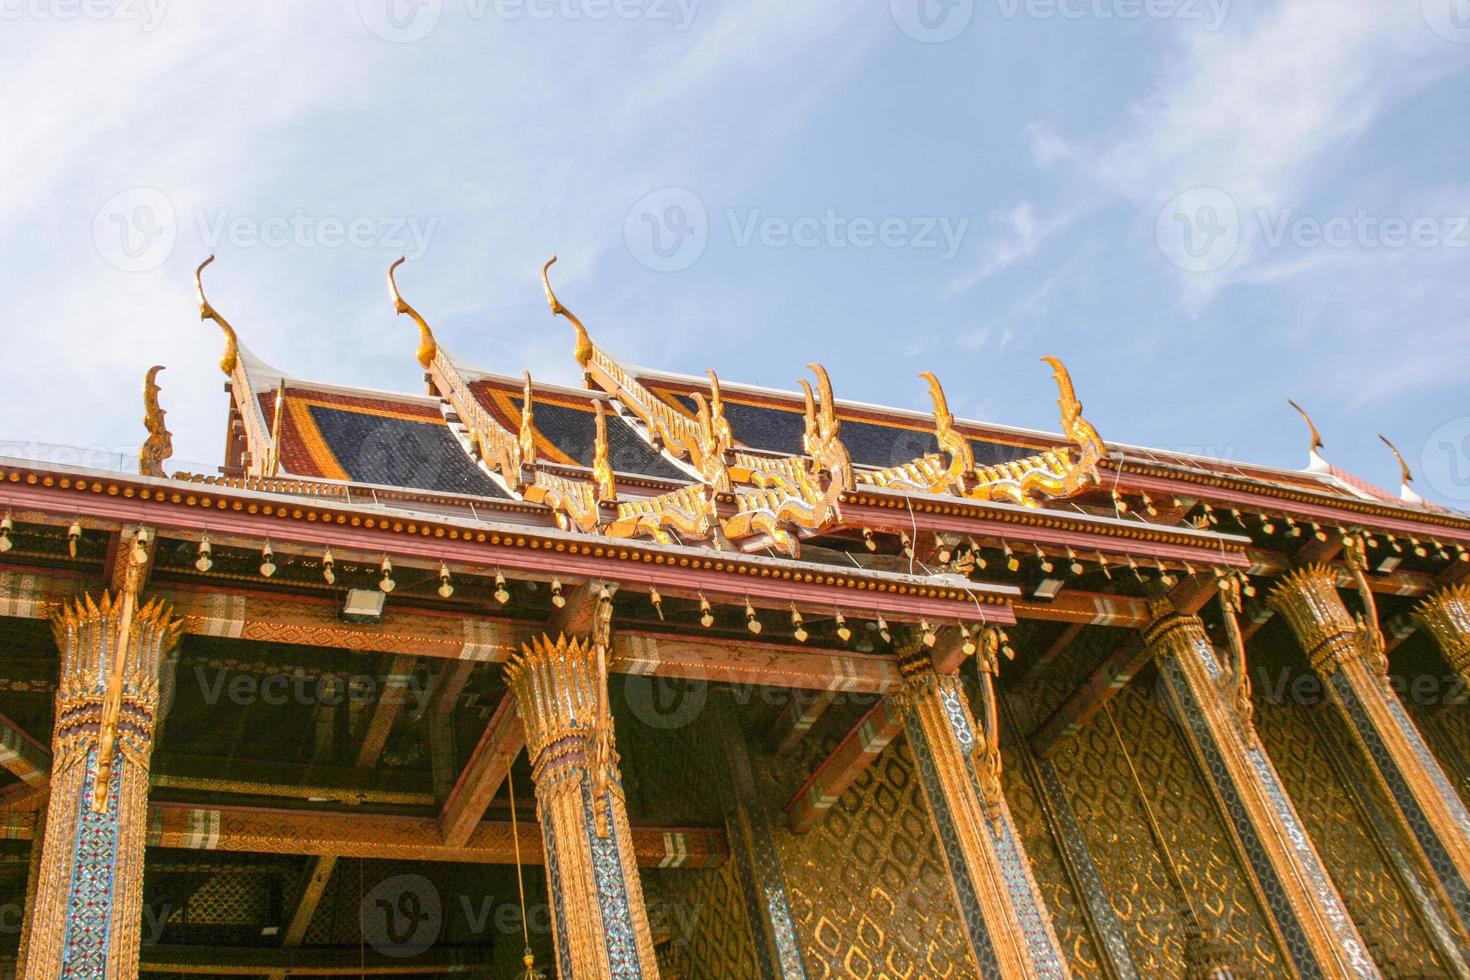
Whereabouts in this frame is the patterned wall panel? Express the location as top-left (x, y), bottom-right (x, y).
top-left (761, 733), bottom-right (979, 978)
top-left (1044, 679), bottom-right (1285, 975)
top-left (1254, 682), bottom-right (1449, 974)
top-left (647, 861), bottom-right (761, 979)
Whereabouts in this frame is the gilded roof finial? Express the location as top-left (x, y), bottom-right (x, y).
top-left (541, 256), bottom-right (593, 369)
top-left (1041, 356), bottom-right (1105, 488)
top-left (919, 372), bottom-right (975, 489)
top-left (1286, 399), bottom-right (1329, 473)
top-left (808, 363), bottom-right (839, 437)
top-left (195, 255), bottom-right (239, 376)
top-left (707, 370), bottom-right (733, 450)
top-left (592, 400), bottom-right (617, 504)
top-left (519, 372), bottom-right (538, 468)
top-left (1378, 433), bottom-right (1423, 504)
top-left (798, 379), bottom-right (817, 455)
top-left (139, 365), bottom-right (172, 478)
top-left (387, 257), bottom-right (438, 369)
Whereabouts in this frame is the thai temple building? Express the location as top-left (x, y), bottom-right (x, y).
top-left (4, 253), bottom-right (1470, 979)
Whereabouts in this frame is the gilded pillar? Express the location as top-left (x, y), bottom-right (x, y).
top-left (1415, 584), bottom-right (1470, 685)
top-left (1271, 565), bottom-right (1470, 934)
top-left (24, 592), bottom-right (181, 980)
top-left (1146, 595), bottom-right (1379, 977)
top-left (894, 639), bottom-right (1071, 978)
top-left (505, 632), bottom-right (660, 979)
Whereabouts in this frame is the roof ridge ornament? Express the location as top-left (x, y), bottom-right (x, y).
top-left (195, 255), bottom-right (239, 376)
top-left (388, 256), bottom-right (438, 369)
top-left (519, 372), bottom-right (538, 469)
top-left (1379, 434), bottom-right (1423, 505)
top-left (541, 256), bottom-right (593, 369)
top-left (139, 365), bottom-right (172, 478)
top-left (1287, 399), bottom-right (1330, 473)
top-left (920, 371), bottom-right (976, 493)
top-left (1041, 355), bottom-right (1105, 492)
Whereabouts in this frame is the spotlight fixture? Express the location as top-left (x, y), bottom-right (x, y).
top-left (259, 541), bottom-right (276, 578)
top-left (650, 586), bottom-right (664, 620)
top-left (699, 594), bottom-right (714, 629)
top-left (1032, 578), bottom-right (1065, 601)
top-left (322, 547), bottom-right (336, 585)
top-left (378, 556), bottom-right (395, 593)
top-left (195, 536), bottom-right (213, 572)
top-left (493, 570), bottom-right (510, 604)
top-left (437, 562), bottom-right (454, 599)
top-left (550, 577), bottom-right (566, 608)
top-left (835, 610), bottom-right (852, 643)
top-left (342, 587), bottom-right (386, 625)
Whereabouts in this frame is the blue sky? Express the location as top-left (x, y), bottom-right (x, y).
top-left (2, 0), bottom-right (1468, 505)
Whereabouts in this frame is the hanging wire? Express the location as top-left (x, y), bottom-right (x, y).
top-left (1102, 701), bottom-right (1200, 928)
top-left (508, 764), bottom-right (542, 978)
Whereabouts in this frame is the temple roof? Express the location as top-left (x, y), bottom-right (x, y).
top-left (180, 254), bottom-right (1463, 577)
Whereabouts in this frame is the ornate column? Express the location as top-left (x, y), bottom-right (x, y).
top-left (1415, 584), bottom-right (1470, 685)
top-left (505, 632), bottom-right (660, 980)
top-left (894, 636), bottom-right (1071, 978)
top-left (24, 592), bottom-right (181, 980)
top-left (1271, 564), bottom-right (1470, 934)
top-left (1146, 592), bottom-right (1380, 977)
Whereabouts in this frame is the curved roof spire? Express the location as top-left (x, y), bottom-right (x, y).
top-left (1378, 434), bottom-right (1423, 504)
top-left (541, 256), bottom-right (593, 369)
top-left (195, 256), bottom-right (239, 376)
top-left (139, 365), bottom-right (172, 478)
top-left (387, 257), bottom-right (438, 369)
top-left (1286, 399), bottom-right (1329, 473)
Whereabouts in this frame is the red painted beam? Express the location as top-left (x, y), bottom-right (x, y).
top-left (785, 697), bottom-right (902, 833)
top-left (439, 694), bottom-right (524, 848)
